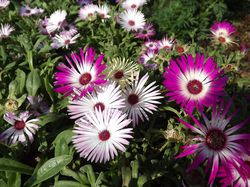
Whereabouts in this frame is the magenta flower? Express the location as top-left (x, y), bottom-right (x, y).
top-left (54, 48), bottom-right (107, 98)
top-left (176, 98), bottom-right (250, 185)
top-left (163, 54), bottom-right (227, 112)
top-left (134, 23), bottom-right (155, 40)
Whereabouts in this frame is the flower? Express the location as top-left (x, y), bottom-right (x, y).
top-left (19, 5), bottom-right (44, 17)
top-left (118, 9), bottom-right (145, 31)
top-left (210, 21), bottom-right (236, 45)
top-left (78, 0), bottom-right (92, 6)
top-left (144, 40), bottom-right (159, 51)
top-left (97, 4), bottom-right (111, 19)
top-left (157, 36), bottom-right (175, 51)
top-left (38, 17), bottom-right (49, 35)
top-left (175, 98), bottom-right (250, 185)
top-left (68, 82), bottom-right (125, 119)
top-left (54, 48), bottom-right (106, 98)
top-left (60, 22), bottom-right (78, 36)
top-left (163, 53), bottom-right (227, 112)
top-left (0, 0), bottom-right (10, 9)
top-left (79, 4), bottom-right (98, 21)
top-left (122, 73), bottom-right (163, 126)
top-left (46, 10), bottom-right (67, 33)
top-left (138, 50), bottom-right (158, 69)
top-left (0, 112), bottom-right (39, 145)
top-left (105, 57), bottom-right (139, 87)
top-left (121, 0), bottom-right (147, 10)
top-left (134, 23), bottom-right (155, 40)
top-left (51, 33), bottom-right (80, 49)
top-left (174, 44), bottom-right (189, 54)
top-left (0, 23), bottom-right (14, 38)
top-left (72, 109), bottom-right (133, 163)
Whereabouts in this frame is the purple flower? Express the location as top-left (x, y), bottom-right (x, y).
top-left (134, 23), bottom-right (155, 40)
top-left (78, 0), bottom-right (92, 6)
top-left (138, 50), bottom-right (158, 69)
top-left (19, 5), bottom-right (44, 17)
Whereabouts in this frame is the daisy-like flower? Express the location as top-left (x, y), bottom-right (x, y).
top-left (54, 48), bottom-right (106, 98)
top-left (163, 53), bottom-right (227, 112)
top-left (68, 82), bottom-right (125, 119)
top-left (0, 112), bottom-right (39, 145)
top-left (138, 50), bottom-right (158, 69)
top-left (72, 109), bottom-right (133, 163)
top-left (60, 22), bottom-right (78, 36)
top-left (121, 0), bottom-right (147, 10)
top-left (135, 23), bottom-right (155, 40)
top-left (51, 33), bottom-right (80, 49)
top-left (105, 57), bottom-right (139, 87)
top-left (38, 18), bottom-right (49, 35)
top-left (210, 21), bottom-right (236, 45)
top-left (0, 23), bottom-right (14, 38)
top-left (175, 98), bottom-right (250, 185)
top-left (97, 4), bottom-right (111, 19)
top-left (78, 0), bottom-right (92, 6)
top-left (19, 6), bottom-right (44, 17)
top-left (79, 4), bottom-right (98, 21)
top-left (118, 9), bottom-right (145, 31)
top-left (174, 44), bottom-right (189, 54)
top-left (46, 10), bottom-right (67, 33)
top-left (158, 36), bottom-right (175, 51)
top-left (144, 40), bottom-right (159, 51)
top-left (123, 73), bottom-right (163, 126)
top-left (0, 0), bottom-right (10, 9)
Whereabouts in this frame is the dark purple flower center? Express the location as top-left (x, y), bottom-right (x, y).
top-left (88, 13), bottom-right (94, 17)
top-left (94, 102), bottom-right (105, 111)
top-left (218, 36), bottom-right (226, 43)
top-left (25, 9), bottom-right (31, 14)
top-left (187, 80), bottom-right (203, 95)
top-left (176, 46), bottom-right (184, 53)
top-left (149, 44), bottom-right (153, 47)
top-left (142, 30), bottom-right (148, 34)
top-left (64, 26), bottom-right (70, 31)
top-left (98, 130), bottom-right (110, 141)
top-left (131, 4), bottom-right (137, 8)
top-left (128, 94), bottom-right (139, 105)
top-left (205, 129), bottom-right (227, 151)
top-left (164, 46), bottom-right (170, 50)
top-left (64, 39), bottom-right (71, 44)
top-left (14, 120), bottom-right (25, 130)
top-left (114, 70), bottom-right (124, 79)
top-left (99, 13), bottom-right (105, 19)
top-left (79, 73), bottom-right (92, 85)
top-left (128, 20), bottom-right (135, 26)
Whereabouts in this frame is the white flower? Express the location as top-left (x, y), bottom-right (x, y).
top-left (20, 6), bottom-right (44, 17)
top-left (79, 4), bottom-right (99, 20)
top-left (118, 9), bottom-right (145, 31)
top-left (122, 73), bottom-right (163, 126)
top-left (72, 109), bottom-right (133, 163)
top-left (46, 10), bottom-right (67, 33)
top-left (68, 82), bottom-right (125, 119)
top-left (0, 0), bottom-right (10, 9)
top-left (157, 36), bottom-right (175, 51)
top-left (51, 33), bottom-right (80, 49)
top-left (0, 112), bottom-right (39, 145)
top-left (97, 4), bottom-right (111, 19)
top-left (121, 0), bottom-right (147, 10)
top-left (0, 23), bottom-right (14, 38)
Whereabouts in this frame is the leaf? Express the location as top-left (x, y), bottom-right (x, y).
top-left (52, 129), bottom-right (73, 146)
top-left (137, 175), bottom-right (147, 187)
top-left (15, 69), bottom-right (26, 95)
top-left (25, 155), bottom-right (72, 187)
top-left (0, 179), bottom-right (7, 187)
top-left (0, 158), bottom-right (34, 175)
top-left (38, 112), bottom-right (65, 126)
top-left (130, 161), bottom-right (139, 179)
top-left (26, 69), bottom-right (41, 96)
top-left (162, 106), bottom-right (182, 118)
top-left (80, 165), bottom-right (96, 187)
top-left (6, 171), bottom-right (21, 187)
top-left (122, 167), bottom-right (131, 187)
top-left (55, 138), bottom-right (69, 157)
top-left (60, 167), bottom-right (89, 185)
top-left (55, 180), bottom-right (88, 187)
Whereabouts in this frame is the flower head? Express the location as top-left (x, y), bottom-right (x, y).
top-left (46, 10), bottom-right (67, 33)
top-left (0, 23), bottom-right (14, 38)
top-left (51, 33), bottom-right (80, 49)
top-left (68, 82), bottom-right (125, 119)
top-left (123, 73), bottom-right (163, 126)
top-left (176, 98), bottom-right (250, 185)
top-left (97, 4), bottom-right (111, 19)
top-left (54, 48), bottom-right (106, 98)
top-left (19, 5), bottom-right (44, 17)
top-left (79, 4), bottom-right (98, 21)
top-left (158, 36), bottom-right (175, 51)
top-left (0, 0), bottom-right (10, 9)
top-left (60, 22), bottom-right (78, 36)
top-left (118, 9), bottom-right (145, 31)
top-left (0, 112), bottom-right (39, 145)
top-left (138, 50), bottom-right (158, 69)
top-left (121, 0), bottom-right (147, 10)
top-left (72, 109), bottom-right (133, 163)
top-left (78, 0), bottom-right (92, 6)
top-left (163, 54), bottom-right (227, 112)
top-left (210, 21), bottom-right (236, 45)
top-left (134, 23), bottom-right (155, 40)
top-left (144, 40), bottom-right (159, 51)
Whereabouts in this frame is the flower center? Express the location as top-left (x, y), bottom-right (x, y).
top-left (128, 94), bottom-right (139, 105)
top-left (149, 44), bottom-right (153, 47)
top-left (187, 80), bottom-right (203, 95)
top-left (79, 73), bottom-right (92, 85)
top-left (14, 120), bottom-right (26, 130)
top-left (99, 13), bottom-right (105, 19)
top-left (25, 9), bottom-right (31, 14)
top-left (142, 30), bottom-right (148, 34)
top-left (164, 46), bottom-right (171, 50)
top-left (88, 13), bottom-right (94, 17)
top-left (64, 39), bottom-right (71, 44)
top-left (98, 130), bottom-right (110, 141)
top-left (128, 20), bottom-right (135, 26)
top-left (205, 129), bottom-right (227, 151)
top-left (114, 70), bottom-right (124, 80)
top-left (218, 36), bottom-right (226, 43)
top-left (94, 102), bottom-right (105, 111)
top-left (64, 26), bottom-right (70, 31)
top-left (131, 4), bottom-right (137, 8)
top-left (176, 46), bottom-right (184, 53)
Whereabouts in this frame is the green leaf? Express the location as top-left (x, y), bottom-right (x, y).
top-left (15, 69), bottom-right (26, 95)
top-left (55, 138), bottom-right (69, 157)
top-left (55, 180), bottom-right (88, 187)
top-left (26, 69), bottom-right (41, 96)
top-left (52, 129), bottom-right (73, 146)
top-left (122, 167), bottom-right (131, 187)
top-left (0, 179), bottom-right (7, 187)
top-left (162, 106), bottom-right (182, 118)
top-left (25, 155), bottom-right (72, 187)
top-left (0, 158), bottom-right (34, 175)
top-left (6, 171), bottom-right (21, 187)
top-left (130, 161), bottom-right (139, 179)
top-left (137, 175), bottom-right (147, 187)
top-left (60, 167), bottom-right (89, 185)
top-left (80, 165), bottom-right (96, 187)
top-left (38, 112), bottom-right (65, 126)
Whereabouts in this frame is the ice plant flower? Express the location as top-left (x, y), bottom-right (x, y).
top-left (51, 33), bottom-right (80, 49)
top-left (54, 48), bottom-right (106, 98)
top-left (0, 0), bottom-right (10, 9)
top-left (138, 50), bottom-right (158, 69)
top-left (60, 22), bottom-right (78, 36)
top-left (46, 10), bottom-right (67, 33)
top-left (118, 9), bottom-right (145, 31)
top-left (210, 21), bottom-right (236, 45)
top-left (158, 36), bottom-right (175, 51)
top-left (174, 44), bottom-right (189, 54)
top-left (78, 0), bottom-right (92, 6)
top-left (72, 109), bottom-right (133, 163)
top-left (79, 4), bottom-right (98, 21)
top-left (68, 82), bottom-right (125, 119)
top-left (105, 57), bottom-right (139, 87)
top-left (135, 23), bottom-right (155, 40)
top-left (175, 98), bottom-right (250, 185)
top-left (163, 54), bottom-right (227, 112)
top-left (97, 4), bottom-right (110, 19)
top-left (123, 73), bottom-right (163, 126)
top-left (121, 0), bottom-right (147, 10)
top-left (0, 23), bottom-right (14, 38)
top-left (19, 6), bottom-right (44, 17)
top-left (144, 40), bottom-right (159, 51)
top-left (0, 112), bottom-right (39, 145)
